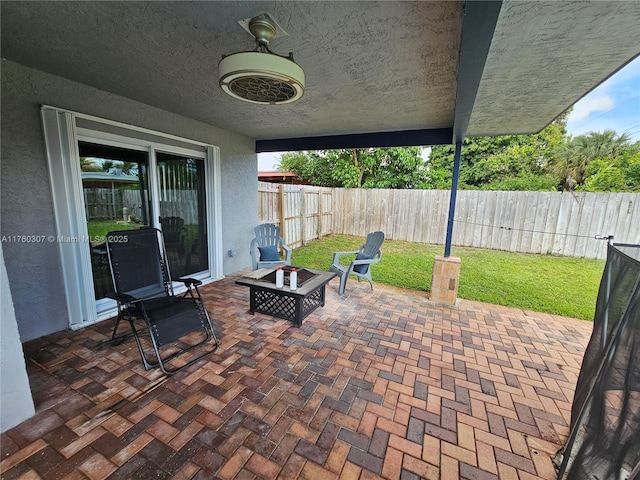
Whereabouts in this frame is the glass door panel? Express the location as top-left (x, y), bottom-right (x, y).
top-left (156, 152), bottom-right (208, 278)
top-left (78, 142), bottom-right (151, 300)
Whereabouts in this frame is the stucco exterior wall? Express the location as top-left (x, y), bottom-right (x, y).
top-left (1, 60), bottom-right (258, 341)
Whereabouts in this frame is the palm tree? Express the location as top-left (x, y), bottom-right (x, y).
top-left (574, 130), bottom-right (630, 162)
top-left (101, 160), bottom-right (115, 172)
top-left (79, 157), bottom-right (101, 172)
top-left (552, 130), bottom-right (631, 190)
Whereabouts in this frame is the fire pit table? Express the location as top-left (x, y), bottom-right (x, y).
top-left (235, 266), bottom-right (336, 327)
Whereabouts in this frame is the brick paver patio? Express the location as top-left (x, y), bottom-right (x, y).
top-left (1, 274), bottom-right (593, 479)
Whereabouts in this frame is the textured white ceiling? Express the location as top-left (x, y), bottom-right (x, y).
top-left (468, 1), bottom-right (640, 137)
top-left (1, 1), bottom-right (639, 145)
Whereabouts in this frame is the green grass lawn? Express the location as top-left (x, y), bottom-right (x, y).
top-left (291, 234), bottom-right (605, 321)
top-left (87, 220), bottom-right (137, 240)
top-left (87, 220), bottom-right (200, 251)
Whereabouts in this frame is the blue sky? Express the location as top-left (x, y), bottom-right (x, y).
top-left (259, 56), bottom-right (640, 170)
top-left (565, 56), bottom-right (640, 142)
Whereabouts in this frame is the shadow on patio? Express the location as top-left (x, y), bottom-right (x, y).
top-left (1, 274), bottom-right (593, 480)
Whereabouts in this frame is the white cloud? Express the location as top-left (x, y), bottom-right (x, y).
top-left (568, 94), bottom-right (615, 122)
top-left (566, 57), bottom-right (640, 140)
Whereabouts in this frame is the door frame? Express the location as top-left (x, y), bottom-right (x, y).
top-left (41, 105), bottom-right (223, 329)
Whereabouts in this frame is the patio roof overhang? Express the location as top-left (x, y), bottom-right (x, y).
top-left (1, 1), bottom-right (639, 151)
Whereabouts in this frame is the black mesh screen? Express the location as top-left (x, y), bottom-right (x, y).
top-left (106, 228), bottom-right (170, 299)
top-left (557, 243), bottom-right (640, 480)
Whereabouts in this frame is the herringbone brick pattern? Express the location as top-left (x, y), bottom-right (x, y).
top-left (1, 274), bottom-right (593, 479)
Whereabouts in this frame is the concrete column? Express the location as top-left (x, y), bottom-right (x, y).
top-left (430, 255), bottom-right (461, 305)
top-left (1, 244), bottom-right (35, 432)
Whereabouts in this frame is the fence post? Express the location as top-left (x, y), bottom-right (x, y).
top-left (300, 188), bottom-right (307, 246)
top-left (278, 184), bottom-right (285, 236)
top-left (111, 186), bottom-right (117, 219)
top-left (318, 188), bottom-right (323, 239)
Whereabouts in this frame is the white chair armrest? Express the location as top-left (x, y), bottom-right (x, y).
top-left (352, 255), bottom-right (380, 266)
top-left (250, 238), bottom-right (260, 270)
top-left (331, 250), bottom-right (360, 265)
top-left (281, 241), bottom-right (293, 263)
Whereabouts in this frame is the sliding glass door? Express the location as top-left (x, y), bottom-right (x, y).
top-left (78, 145), bottom-right (212, 314)
top-left (156, 152), bottom-right (209, 278)
top-left (42, 107), bottom-right (222, 328)
top-left (79, 142), bottom-right (151, 301)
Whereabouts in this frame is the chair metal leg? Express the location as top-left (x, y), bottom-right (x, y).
top-left (127, 315), bottom-right (161, 371)
top-left (110, 311), bottom-right (135, 346)
top-left (110, 314), bottom-right (123, 342)
top-left (145, 297), bottom-right (219, 375)
top-left (148, 318), bottom-right (219, 375)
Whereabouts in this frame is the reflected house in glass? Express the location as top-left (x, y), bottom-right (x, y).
top-left (81, 170), bottom-right (140, 223)
top-left (82, 169), bottom-right (144, 301)
top-left (79, 149), bottom-right (210, 299)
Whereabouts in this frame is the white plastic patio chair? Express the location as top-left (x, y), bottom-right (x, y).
top-left (330, 231), bottom-right (385, 296)
top-left (250, 224), bottom-right (292, 270)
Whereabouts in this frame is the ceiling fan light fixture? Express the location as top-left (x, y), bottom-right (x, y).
top-left (219, 51), bottom-right (305, 105)
top-left (218, 14), bottom-right (305, 105)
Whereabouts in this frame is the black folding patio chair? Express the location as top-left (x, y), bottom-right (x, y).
top-left (105, 228), bottom-right (219, 375)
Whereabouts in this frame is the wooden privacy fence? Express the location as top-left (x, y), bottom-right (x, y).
top-left (84, 188), bottom-right (123, 220)
top-left (258, 182), bottom-right (333, 248)
top-left (331, 189), bottom-right (640, 260)
top-left (125, 189), bottom-right (199, 224)
top-left (86, 188), bottom-right (199, 224)
top-left (258, 183), bottom-right (639, 259)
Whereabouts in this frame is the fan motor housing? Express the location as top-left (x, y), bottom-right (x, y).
top-left (219, 51), bottom-right (305, 105)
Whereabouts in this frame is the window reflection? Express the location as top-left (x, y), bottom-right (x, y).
top-left (156, 153), bottom-right (208, 278)
top-left (79, 142), bottom-right (150, 299)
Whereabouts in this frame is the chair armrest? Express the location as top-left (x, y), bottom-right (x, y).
top-left (281, 241), bottom-right (293, 262)
top-left (351, 255), bottom-right (381, 267)
top-left (250, 238), bottom-right (259, 269)
top-left (106, 292), bottom-right (138, 304)
top-left (331, 250), bottom-right (360, 265)
top-left (178, 277), bottom-right (203, 287)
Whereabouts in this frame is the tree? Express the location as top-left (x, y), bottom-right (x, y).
top-left (79, 157), bottom-right (102, 172)
top-left (552, 130), bottom-right (633, 191)
top-left (580, 159), bottom-right (628, 192)
top-left (119, 162), bottom-right (137, 175)
top-left (363, 148), bottom-right (432, 188)
top-left (578, 140), bottom-right (640, 192)
top-left (279, 147), bottom-right (434, 188)
top-left (427, 113), bottom-right (568, 190)
top-left (277, 109), bottom-right (638, 192)
top-left (620, 147), bottom-right (640, 190)
top-left (101, 160), bottom-right (115, 172)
